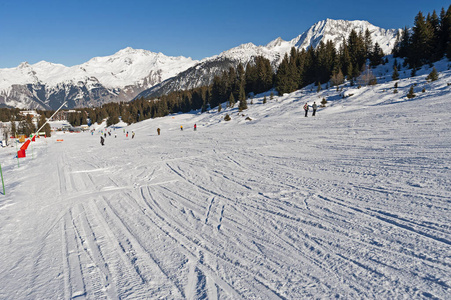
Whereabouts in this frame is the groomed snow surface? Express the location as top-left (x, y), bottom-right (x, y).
top-left (1, 63), bottom-right (450, 299)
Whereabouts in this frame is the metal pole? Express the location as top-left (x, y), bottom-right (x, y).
top-left (34, 101), bottom-right (67, 137)
top-left (15, 136), bottom-right (19, 168)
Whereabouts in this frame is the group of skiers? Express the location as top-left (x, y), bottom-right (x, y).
top-left (100, 124), bottom-right (198, 146)
top-left (180, 124), bottom-right (197, 131)
top-left (99, 128), bottom-right (135, 146)
top-left (303, 101), bottom-right (318, 117)
top-left (99, 100), bottom-right (318, 146)
top-left (100, 101), bottom-right (317, 147)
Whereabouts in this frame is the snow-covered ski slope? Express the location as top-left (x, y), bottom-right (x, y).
top-left (1, 61), bottom-right (450, 299)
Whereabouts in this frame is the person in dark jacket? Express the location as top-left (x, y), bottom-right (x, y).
top-left (100, 136), bottom-right (105, 146)
top-left (303, 102), bottom-right (309, 117)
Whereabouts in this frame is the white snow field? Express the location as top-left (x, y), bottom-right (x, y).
top-left (1, 63), bottom-right (450, 299)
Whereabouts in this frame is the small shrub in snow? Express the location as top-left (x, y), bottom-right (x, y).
top-left (407, 86), bottom-right (416, 99)
top-left (321, 98), bottom-right (327, 107)
top-left (224, 114), bottom-right (231, 121)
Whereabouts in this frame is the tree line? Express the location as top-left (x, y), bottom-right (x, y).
top-left (275, 28), bottom-right (386, 95)
top-left (393, 5), bottom-right (451, 69)
top-left (0, 108), bottom-right (52, 139)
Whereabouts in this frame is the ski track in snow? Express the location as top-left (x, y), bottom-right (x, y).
top-left (1, 70), bottom-right (451, 299)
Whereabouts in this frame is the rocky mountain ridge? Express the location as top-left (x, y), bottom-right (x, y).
top-left (0, 19), bottom-right (400, 109)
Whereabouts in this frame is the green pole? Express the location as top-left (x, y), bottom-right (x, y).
top-left (15, 136), bottom-right (19, 168)
top-left (0, 164), bottom-right (5, 195)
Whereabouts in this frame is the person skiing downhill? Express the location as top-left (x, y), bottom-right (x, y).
top-left (303, 102), bottom-right (309, 117)
top-left (157, 128), bottom-right (160, 135)
top-left (100, 136), bottom-right (105, 146)
top-left (312, 101), bottom-right (317, 116)
top-left (194, 124), bottom-right (197, 131)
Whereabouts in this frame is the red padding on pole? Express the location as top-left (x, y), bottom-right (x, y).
top-left (20, 139), bottom-right (31, 150)
top-left (17, 149), bottom-right (26, 158)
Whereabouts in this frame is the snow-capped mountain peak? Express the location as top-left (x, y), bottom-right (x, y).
top-left (0, 47), bottom-right (198, 109)
top-left (292, 19), bottom-right (400, 54)
top-left (0, 19), bottom-right (400, 109)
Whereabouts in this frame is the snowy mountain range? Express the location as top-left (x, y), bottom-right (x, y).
top-left (0, 48), bottom-right (198, 110)
top-left (0, 19), bottom-right (400, 110)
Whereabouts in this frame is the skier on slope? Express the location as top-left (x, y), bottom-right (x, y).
top-left (157, 128), bottom-right (160, 135)
top-left (100, 136), bottom-right (105, 146)
top-left (312, 101), bottom-right (317, 116)
top-left (132, 131), bottom-right (135, 139)
top-left (303, 102), bottom-right (309, 117)
top-left (194, 124), bottom-right (197, 131)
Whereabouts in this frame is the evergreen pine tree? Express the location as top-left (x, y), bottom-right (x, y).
top-left (409, 11), bottom-right (434, 67)
top-left (428, 10), bottom-right (441, 60)
top-left (228, 92), bottom-right (235, 108)
top-left (370, 42), bottom-right (384, 67)
top-left (347, 62), bottom-right (354, 82)
top-left (426, 67), bottom-right (439, 81)
top-left (238, 85), bottom-right (247, 111)
top-left (444, 5), bottom-right (451, 59)
top-left (275, 53), bottom-right (297, 95)
top-left (364, 28), bottom-right (373, 58)
top-left (396, 27), bottom-right (411, 58)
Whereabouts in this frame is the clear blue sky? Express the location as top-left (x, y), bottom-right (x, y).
top-left (0, 0), bottom-right (449, 68)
